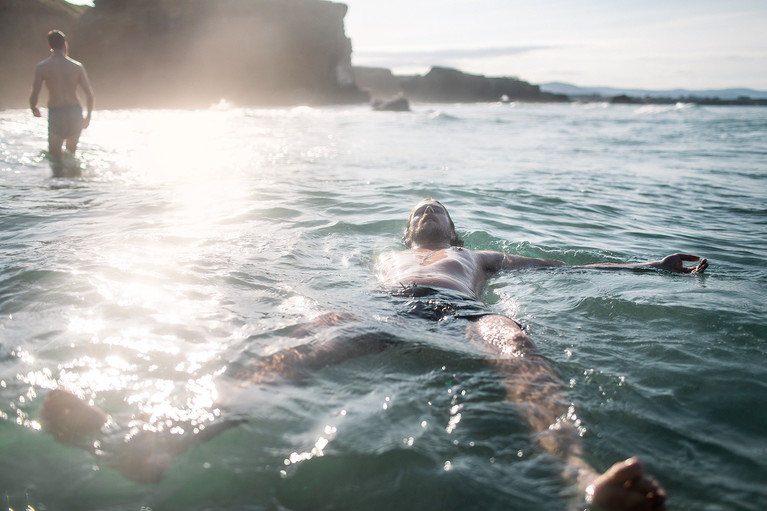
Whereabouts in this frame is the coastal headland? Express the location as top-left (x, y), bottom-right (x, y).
top-left (1, 0), bottom-right (765, 109)
top-left (0, 0), bottom-right (367, 109)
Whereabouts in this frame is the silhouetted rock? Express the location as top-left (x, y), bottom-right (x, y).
top-left (610, 94), bottom-right (641, 104)
top-left (401, 67), bottom-right (543, 103)
top-left (371, 94), bottom-right (410, 112)
top-left (1, 0), bottom-right (369, 108)
top-left (354, 65), bottom-right (562, 104)
top-left (353, 66), bottom-right (404, 101)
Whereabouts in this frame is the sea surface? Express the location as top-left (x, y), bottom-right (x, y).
top-left (1, 101), bottom-right (766, 511)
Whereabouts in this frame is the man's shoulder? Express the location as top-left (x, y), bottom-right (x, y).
top-left (35, 56), bottom-right (53, 68)
top-left (33, 57), bottom-right (57, 78)
top-left (470, 248), bottom-right (504, 258)
top-left (469, 249), bottom-right (509, 270)
top-left (35, 55), bottom-right (82, 70)
top-left (66, 56), bottom-right (85, 67)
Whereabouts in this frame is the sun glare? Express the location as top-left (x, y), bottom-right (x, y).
top-left (97, 109), bottom-right (256, 236)
top-left (22, 108), bottom-right (259, 432)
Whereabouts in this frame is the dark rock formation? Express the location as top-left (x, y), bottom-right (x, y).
top-left (0, 0), bottom-right (369, 108)
top-left (401, 67), bottom-right (543, 102)
top-left (610, 94), bottom-right (642, 104)
top-left (371, 94), bottom-right (410, 112)
top-left (354, 65), bottom-right (568, 104)
top-left (353, 66), bottom-right (404, 101)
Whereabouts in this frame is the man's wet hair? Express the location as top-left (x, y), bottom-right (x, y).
top-left (403, 198), bottom-right (464, 248)
top-left (48, 30), bottom-right (67, 50)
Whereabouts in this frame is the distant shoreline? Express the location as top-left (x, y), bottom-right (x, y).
top-left (573, 94), bottom-right (767, 107)
top-left (539, 83), bottom-right (767, 106)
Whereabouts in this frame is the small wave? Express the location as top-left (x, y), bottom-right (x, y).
top-left (572, 101), bottom-right (610, 109)
top-left (210, 98), bottom-right (234, 110)
top-left (426, 110), bottom-right (461, 122)
top-left (634, 102), bottom-right (695, 115)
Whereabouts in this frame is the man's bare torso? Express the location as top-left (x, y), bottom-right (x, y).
top-left (376, 247), bottom-right (492, 298)
top-left (36, 55), bottom-right (85, 108)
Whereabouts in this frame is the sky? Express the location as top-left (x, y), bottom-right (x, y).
top-left (66, 0), bottom-right (767, 91)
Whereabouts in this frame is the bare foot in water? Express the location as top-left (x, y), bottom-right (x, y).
top-left (40, 389), bottom-right (243, 483)
top-left (39, 390), bottom-right (173, 482)
top-left (586, 457), bottom-right (667, 510)
top-left (40, 389), bottom-right (108, 442)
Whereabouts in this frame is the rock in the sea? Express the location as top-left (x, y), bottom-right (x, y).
top-left (372, 94), bottom-right (410, 112)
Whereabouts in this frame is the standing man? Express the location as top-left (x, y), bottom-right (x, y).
top-left (29, 30), bottom-right (94, 167)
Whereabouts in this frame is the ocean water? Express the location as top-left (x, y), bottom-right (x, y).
top-left (1, 101), bottom-right (765, 511)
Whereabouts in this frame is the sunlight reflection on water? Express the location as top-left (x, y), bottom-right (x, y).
top-left (17, 108), bottom-right (278, 436)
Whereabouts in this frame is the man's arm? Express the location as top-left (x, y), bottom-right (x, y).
top-left (582, 253), bottom-right (708, 274)
top-left (29, 64), bottom-right (43, 117)
top-left (78, 66), bottom-right (94, 128)
top-left (476, 250), bottom-right (566, 272)
top-left (479, 251), bottom-right (707, 274)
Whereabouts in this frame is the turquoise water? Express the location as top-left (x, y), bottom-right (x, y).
top-left (1, 102), bottom-right (766, 510)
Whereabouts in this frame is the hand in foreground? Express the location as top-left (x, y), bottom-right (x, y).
top-left (586, 457), bottom-right (666, 511)
top-left (655, 253), bottom-right (707, 274)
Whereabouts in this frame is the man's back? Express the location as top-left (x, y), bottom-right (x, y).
top-left (35, 55), bottom-right (85, 108)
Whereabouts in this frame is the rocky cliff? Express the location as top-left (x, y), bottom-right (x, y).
top-left (0, 0), bottom-right (369, 109)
